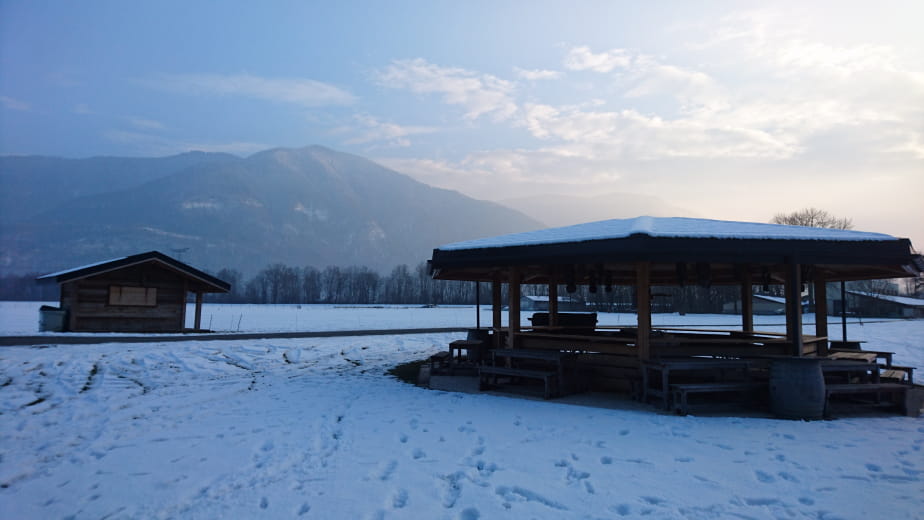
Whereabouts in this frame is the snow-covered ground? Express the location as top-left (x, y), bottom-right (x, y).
top-left (0, 300), bottom-right (913, 335)
top-left (1, 304), bottom-right (922, 519)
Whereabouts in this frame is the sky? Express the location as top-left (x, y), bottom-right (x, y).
top-left (1, 1), bottom-right (922, 247)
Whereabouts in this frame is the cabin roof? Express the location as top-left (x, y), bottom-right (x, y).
top-left (37, 251), bottom-right (231, 293)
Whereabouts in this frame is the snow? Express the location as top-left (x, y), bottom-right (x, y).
top-left (1, 304), bottom-right (922, 519)
top-left (35, 256), bottom-right (129, 280)
top-left (438, 216), bottom-right (899, 251)
top-left (1, 327), bottom-right (922, 519)
top-left (849, 291), bottom-right (924, 308)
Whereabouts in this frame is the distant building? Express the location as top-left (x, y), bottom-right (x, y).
top-left (520, 295), bottom-right (587, 312)
top-left (37, 251), bottom-right (230, 332)
top-left (723, 294), bottom-right (807, 315)
top-left (846, 291), bottom-right (924, 318)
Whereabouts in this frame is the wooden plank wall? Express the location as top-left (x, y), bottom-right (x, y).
top-left (63, 264), bottom-right (188, 332)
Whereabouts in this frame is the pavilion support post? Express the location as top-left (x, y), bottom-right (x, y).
top-left (840, 280), bottom-right (848, 341)
top-left (548, 274), bottom-right (559, 328)
top-left (475, 281), bottom-right (481, 329)
top-left (785, 262), bottom-right (804, 357)
top-left (194, 291), bottom-right (203, 331)
top-left (492, 278), bottom-right (502, 349)
top-left (507, 268), bottom-right (521, 349)
top-left (814, 276), bottom-right (828, 356)
top-left (636, 262), bottom-right (652, 361)
top-left (740, 269), bottom-right (753, 333)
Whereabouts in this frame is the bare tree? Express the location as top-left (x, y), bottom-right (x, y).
top-left (771, 208), bottom-right (853, 230)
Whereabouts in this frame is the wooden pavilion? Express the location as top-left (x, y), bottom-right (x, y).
top-left (429, 217), bottom-right (922, 414)
top-left (37, 251), bottom-right (230, 333)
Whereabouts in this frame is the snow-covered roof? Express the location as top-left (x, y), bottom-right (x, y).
top-left (37, 256), bottom-right (130, 279)
top-left (753, 294), bottom-right (786, 304)
top-left (438, 216), bottom-right (898, 251)
top-left (848, 291), bottom-right (924, 307)
top-left (36, 251), bottom-right (230, 292)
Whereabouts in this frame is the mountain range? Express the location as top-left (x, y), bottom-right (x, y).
top-left (1, 146), bottom-right (541, 276)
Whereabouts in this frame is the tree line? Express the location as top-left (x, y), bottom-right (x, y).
top-left (1, 261), bottom-right (913, 315)
top-left (209, 262), bottom-right (772, 314)
top-left (210, 262), bottom-right (487, 305)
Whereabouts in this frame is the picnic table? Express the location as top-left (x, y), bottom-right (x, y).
top-left (641, 357), bottom-right (755, 410)
top-left (480, 348), bottom-right (581, 399)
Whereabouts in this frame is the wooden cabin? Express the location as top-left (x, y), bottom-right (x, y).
top-left (37, 251), bottom-right (230, 332)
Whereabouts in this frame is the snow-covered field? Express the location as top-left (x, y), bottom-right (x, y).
top-left (1, 304), bottom-right (922, 519)
top-left (1, 300), bottom-right (915, 336)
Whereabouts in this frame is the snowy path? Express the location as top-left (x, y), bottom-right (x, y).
top-left (1, 333), bottom-right (922, 519)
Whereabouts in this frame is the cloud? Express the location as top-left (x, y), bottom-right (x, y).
top-left (147, 73), bottom-right (356, 107)
top-left (514, 67), bottom-right (562, 81)
top-left (338, 114), bottom-right (435, 148)
top-left (563, 46), bottom-right (631, 73)
top-left (1, 95), bottom-right (30, 111)
top-left (376, 58), bottom-right (517, 121)
top-left (129, 118), bottom-right (165, 130)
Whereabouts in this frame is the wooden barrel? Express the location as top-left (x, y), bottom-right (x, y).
top-left (769, 358), bottom-right (826, 420)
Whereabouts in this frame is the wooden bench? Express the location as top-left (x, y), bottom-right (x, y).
top-left (429, 351), bottom-right (451, 373)
top-left (671, 382), bottom-right (766, 416)
top-left (829, 349), bottom-right (893, 367)
top-left (879, 365), bottom-right (914, 384)
top-left (641, 358), bottom-right (753, 409)
top-left (479, 365), bottom-right (558, 399)
top-left (825, 383), bottom-right (910, 414)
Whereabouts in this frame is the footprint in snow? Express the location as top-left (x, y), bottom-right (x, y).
top-left (375, 460), bottom-right (398, 481)
top-left (865, 463), bottom-right (882, 472)
top-left (458, 507), bottom-right (480, 520)
top-left (600, 456), bottom-right (613, 465)
top-left (609, 503), bottom-right (631, 516)
top-left (391, 488), bottom-right (408, 509)
top-left (755, 470), bottom-right (776, 483)
top-left (412, 448), bottom-right (426, 460)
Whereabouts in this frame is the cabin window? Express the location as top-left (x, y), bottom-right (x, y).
top-left (108, 286), bottom-right (157, 307)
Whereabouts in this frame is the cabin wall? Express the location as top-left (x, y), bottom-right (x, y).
top-left (60, 264), bottom-right (188, 332)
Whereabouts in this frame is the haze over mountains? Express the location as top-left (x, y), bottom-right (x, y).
top-left (501, 193), bottom-right (696, 228)
top-left (1, 146), bottom-right (541, 276)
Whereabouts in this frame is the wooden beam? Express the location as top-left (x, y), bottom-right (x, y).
top-left (636, 262), bottom-right (651, 361)
top-left (548, 273), bottom-right (559, 328)
top-left (508, 268), bottom-right (521, 349)
top-left (740, 268), bottom-right (753, 333)
top-left (814, 276), bottom-right (828, 355)
top-left (194, 291), bottom-right (203, 331)
top-left (840, 280), bottom-right (848, 341)
top-left (785, 262), bottom-right (803, 356)
top-left (475, 281), bottom-right (481, 329)
top-left (492, 277), bottom-right (503, 349)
